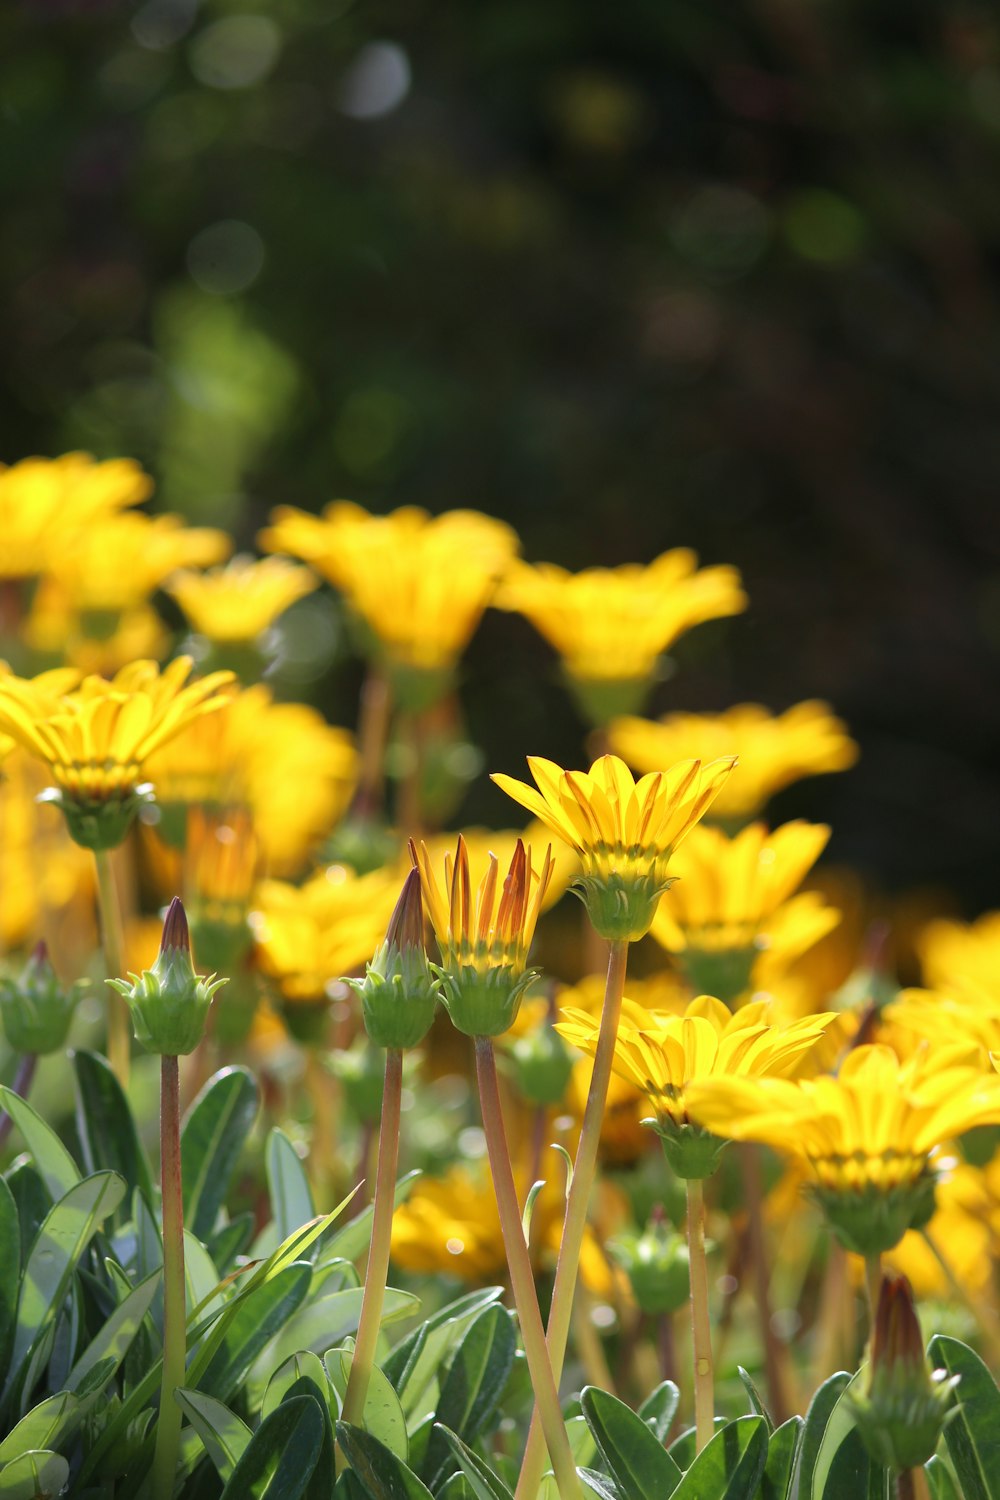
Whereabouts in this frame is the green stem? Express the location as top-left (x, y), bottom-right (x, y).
top-left (474, 1036), bottom-right (581, 1500)
top-left (687, 1177), bottom-right (715, 1454)
top-left (94, 847), bottom-right (130, 1088)
top-left (152, 1056), bottom-right (185, 1500)
top-left (864, 1251), bottom-right (882, 1327)
top-left (341, 1048), bottom-right (402, 1431)
top-left (740, 1141), bottom-right (791, 1423)
top-left (897, 1466), bottom-right (931, 1500)
top-left (0, 1053), bottom-right (38, 1153)
top-left (516, 937), bottom-right (628, 1500)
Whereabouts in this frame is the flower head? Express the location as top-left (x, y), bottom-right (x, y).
top-left (412, 834), bottom-right (552, 1036)
top-left (0, 659), bottom-right (234, 849)
top-left (918, 910), bottom-right (1000, 1006)
top-left (345, 867), bottom-right (441, 1050)
top-left (609, 701), bottom-right (858, 823)
top-left (0, 941), bottom-right (84, 1055)
top-left (495, 551), bottom-right (746, 722)
top-left (108, 897), bottom-right (226, 1055)
top-left (0, 452), bottom-right (152, 580)
top-left (166, 555), bottom-right (318, 644)
top-left (44, 510), bottom-right (230, 613)
top-left (685, 1043), bottom-right (1000, 1253)
top-left (491, 753), bottom-right (736, 940)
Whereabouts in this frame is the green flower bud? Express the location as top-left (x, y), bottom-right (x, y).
top-left (345, 869), bottom-right (440, 1050)
top-left (574, 871), bottom-right (676, 944)
top-left (676, 946), bottom-right (758, 1010)
top-left (847, 1273), bottom-right (958, 1471)
top-left (609, 1209), bottom-right (690, 1315)
top-left (0, 942), bottom-right (84, 1054)
top-left (325, 815), bottom-right (401, 877)
top-left (438, 964), bottom-right (538, 1038)
top-left (563, 670), bottom-right (652, 729)
top-left (812, 1172), bottom-right (938, 1257)
top-left (108, 897), bottom-right (226, 1055)
top-left (648, 1117), bottom-right (728, 1180)
top-left (500, 1022), bottom-right (574, 1106)
top-left (40, 782), bottom-right (155, 852)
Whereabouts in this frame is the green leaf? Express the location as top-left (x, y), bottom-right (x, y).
top-left (567, 1415), bottom-right (598, 1469)
top-left (71, 1050), bottom-right (153, 1206)
top-left (578, 1469), bottom-right (622, 1499)
top-left (184, 1231), bottom-right (225, 1320)
top-left (330, 1349), bottom-right (408, 1461)
top-left (925, 1456), bottom-right (961, 1500)
top-left (637, 1380), bottom-right (679, 1443)
top-left (266, 1129), bottom-right (316, 1243)
top-left (335, 1423), bottom-right (435, 1500)
top-left (438, 1477), bottom-right (476, 1500)
top-left (928, 1334), bottom-right (1000, 1500)
top-left (260, 1287), bottom-right (419, 1385)
top-left (264, 1351), bottom-right (332, 1422)
top-left (792, 1372), bottom-right (850, 1500)
top-left (384, 1288), bottom-right (505, 1418)
top-left (4, 1166), bottom-right (45, 1267)
top-left (197, 1260), bottom-right (313, 1403)
top-left (667, 1418), bottom-right (728, 1469)
top-left (208, 1212), bottom-right (257, 1272)
top-left (0, 1449), bottom-right (69, 1500)
top-left (218, 1395), bottom-right (324, 1500)
top-left (176, 1389), bottom-right (252, 1483)
top-left (284, 1375), bottom-right (336, 1500)
top-left (670, 1416), bottom-right (767, 1500)
top-left (324, 1172), bottom-right (420, 1265)
top-left (759, 1416), bottom-right (802, 1500)
top-left (435, 1426), bottom-right (515, 1500)
top-left (0, 1392), bottom-right (82, 1464)
top-left (737, 1367), bottom-right (773, 1431)
top-left (424, 1306), bottom-right (517, 1487)
top-left (182, 1066), bottom-right (258, 1241)
top-left (0, 1086), bottom-right (79, 1203)
top-left (1, 1170), bottom-right (126, 1418)
top-left (810, 1371), bottom-right (891, 1500)
top-left (581, 1386), bottom-right (682, 1499)
top-left (0, 1179), bottom-right (19, 1382)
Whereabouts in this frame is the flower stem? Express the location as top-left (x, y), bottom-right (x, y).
top-left (94, 847), bottom-right (130, 1088)
top-left (341, 1047), bottom-right (402, 1432)
top-left (474, 1036), bottom-right (581, 1500)
top-left (687, 1176), bottom-right (715, 1453)
top-left (0, 1053), bottom-right (38, 1153)
top-left (516, 938), bottom-right (628, 1500)
top-left (864, 1252), bottom-right (882, 1326)
top-left (152, 1055), bottom-right (186, 1500)
top-left (897, 1466), bottom-right (931, 1500)
top-left (740, 1141), bottom-right (791, 1423)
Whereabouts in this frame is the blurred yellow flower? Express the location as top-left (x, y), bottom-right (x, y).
top-left (495, 550), bottom-right (746, 720)
top-left (609, 701), bottom-right (858, 822)
top-left (145, 684), bottom-right (357, 876)
top-left (262, 502), bottom-right (518, 691)
top-left (0, 452), bottom-right (152, 580)
top-left (44, 510), bottom-right (230, 613)
top-left (918, 910), bottom-right (1000, 1006)
top-left (881, 1163), bottom-right (995, 1299)
top-left (884, 988), bottom-right (1000, 1068)
top-left (492, 753), bottom-right (735, 940)
top-left (0, 665), bottom-right (79, 762)
top-left (0, 749), bottom-right (94, 952)
top-left (25, 585), bottom-right (170, 675)
top-left (166, 555), bottom-right (318, 643)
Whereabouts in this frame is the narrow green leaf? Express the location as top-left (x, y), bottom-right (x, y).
top-left (581, 1386), bottom-right (682, 1499)
top-left (196, 1260), bottom-right (312, 1403)
top-left (324, 1172), bottom-right (420, 1265)
top-left (0, 1179), bottom-right (19, 1381)
top-left (182, 1066), bottom-right (258, 1241)
top-left (266, 1128), bottom-right (315, 1243)
top-left (284, 1375), bottom-right (335, 1500)
top-left (184, 1231), bottom-right (225, 1319)
top-left (71, 1050), bottom-right (153, 1205)
top-left (438, 1477), bottom-right (476, 1500)
top-left (792, 1371), bottom-right (850, 1500)
top-left (759, 1416), bottom-right (802, 1500)
top-left (637, 1380), bottom-right (679, 1443)
top-left (667, 1417), bottom-right (727, 1468)
top-left (578, 1470), bottom-right (622, 1499)
top-left (0, 1392), bottom-right (81, 1464)
top-left (435, 1426), bottom-right (515, 1500)
top-left (264, 1351), bottom-right (332, 1422)
top-left (4, 1165), bottom-right (45, 1268)
top-left (1, 1170), bottom-right (126, 1417)
top-left (331, 1349), bottom-right (408, 1461)
top-left (335, 1423), bottom-right (435, 1500)
top-left (260, 1287), bottom-right (419, 1384)
top-left (737, 1367), bottom-right (773, 1431)
top-left (670, 1416), bottom-right (767, 1499)
top-left (424, 1306), bottom-right (517, 1487)
top-left (218, 1395), bottom-right (324, 1500)
top-left (811, 1371), bottom-right (891, 1500)
top-left (383, 1288), bottom-right (505, 1418)
top-left (925, 1456), bottom-right (961, 1500)
top-left (567, 1415), bottom-right (598, 1469)
top-left (176, 1389), bottom-right (252, 1483)
top-left (928, 1334), bottom-right (1000, 1500)
top-left (0, 1449), bottom-right (69, 1500)
top-left (208, 1212), bottom-right (256, 1273)
top-left (0, 1086), bottom-right (79, 1203)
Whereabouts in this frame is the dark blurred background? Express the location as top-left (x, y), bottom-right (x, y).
top-left (2, 0), bottom-right (999, 909)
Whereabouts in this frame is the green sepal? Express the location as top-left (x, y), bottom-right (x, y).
top-left (345, 940), bottom-right (440, 1051)
top-left (436, 964), bottom-right (537, 1038)
top-left (575, 871), bottom-right (674, 942)
top-left (650, 1119), bottom-right (727, 1180)
top-left (39, 782), bottom-right (153, 852)
top-left (107, 935), bottom-right (226, 1056)
top-left (812, 1172), bottom-right (938, 1256)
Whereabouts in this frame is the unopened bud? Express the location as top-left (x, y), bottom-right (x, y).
top-left (107, 897), bottom-right (227, 1055)
top-left (609, 1208), bottom-right (690, 1315)
top-left (0, 941), bottom-right (84, 1054)
top-left (501, 1023), bottom-right (574, 1106)
top-left (345, 869), bottom-right (440, 1050)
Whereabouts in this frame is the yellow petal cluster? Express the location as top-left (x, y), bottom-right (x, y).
top-left (43, 510), bottom-right (231, 614)
top-left (0, 750), bottom-right (94, 951)
top-left (166, 555), bottom-right (318, 643)
top-left (262, 502), bottom-right (518, 673)
top-left (918, 910), bottom-right (1000, 1005)
top-left (609, 701), bottom-right (858, 821)
top-left (0, 453), bottom-right (152, 579)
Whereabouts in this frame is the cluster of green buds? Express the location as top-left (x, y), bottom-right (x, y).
top-left (345, 868), bottom-right (440, 1050)
top-left (108, 897), bottom-right (227, 1055)
top-left (609, 1207), bottom-right (690, 1316)
top-left (0, 941), bottom-right (84, 1054)
top-left (847, 1273), bottom-right (957, 1471)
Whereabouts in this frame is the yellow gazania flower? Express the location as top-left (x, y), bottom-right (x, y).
top-left (494, 551), bottom-right (746, 722)
top-left (166, 555), bottom-right (318, 644)
top-left (412, 834), bottom-right (553, 1035)
top-left (182, 805), bottom-right (259, 972)
top-left (0, 658), bottom-right (234, 849)
top-left (558, 993), bottom-right (836, 1178)
top-left (145, 683), bottom-right (357, 877)
top-left (609, 701), bottom-right (858, 823)
top-left (883, 988), bottom-right (1000, 1069)
top-left (685, 1043), bottom-right (1000, 1254)
top-left (25, 583), bottom-right (170, 675)
top-left (918, 910), bottom-right (1000, 1006)
top-left (417, 823), bottom-right (578, 915)
top-left (491, 753), bottom-right (735, 941)
top-left (45, 510), bottom-right (231, 613)
top-left (0, 665), bottom-right (80, 762)
top-left (0, 452), bottom-right (152, 580)
top-left (261, 502), bottom-right (518, 698)
top-left (649, 820), bottom-right (835, 1003)
top-left (0, 749), bottom-right (94, 953)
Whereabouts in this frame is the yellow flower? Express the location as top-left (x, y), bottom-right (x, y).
top-left (918, 910), bottom-right (1000, 1006)
top-left (685, 1043), bottom-right (1000, 1253)
top-left (0, 665), bottom-right (79, 762)
top-left (44, 510), bottom-right (231, 613)
top-left (25, 583), bottom-right (170, 675)
top-left (608, 701), bottom-right (858, 822)
top-left (412, 834), bottom-right (553, 1035)
top-left (649, 820), bottom-right (835, 1003)
top-left (494, 551), bottom-right (746, 721)
top-left (145, 684), bottom-right (357, 876)
top-left (261, 502), bottom-right (518, 698)
top-left (558, 993), bottom-right (835, 1177)
top-left (166, 555), bottom-right (318, 643)
top-left (417, 823), bottom-right (578, 914)
top-left (0, 658), bottom-right (234, 849)
top-left (0, 452), bottom-right (152, 580)
top-left (491, 753), bottom-right (735, 941)
top-left (0, 749), bottom-right (94, 953)
top-left (883, 988), bottom-right (1000, 1069)
top-left (880, 1163), bottom-right (995, 1300)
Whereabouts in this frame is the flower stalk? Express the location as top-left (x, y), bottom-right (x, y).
top-left (0, 1053), bottom-right (38, 1153)
top-left (152, 1053), bottom-right (185, 1500)
top-left (95, 847), bottom-right (130, 1087)
top-left (686, 1176), bottom-right (715, 1453)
